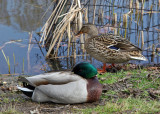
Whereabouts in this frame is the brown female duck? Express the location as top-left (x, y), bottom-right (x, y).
top-left (77, 23), bottom-right (147, 72)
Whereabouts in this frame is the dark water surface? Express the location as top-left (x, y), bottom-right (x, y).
top-left (0, 0), bottom-right (160, 75)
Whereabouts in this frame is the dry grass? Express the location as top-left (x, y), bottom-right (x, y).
top-left (40, 0), bottom-right (83, 58)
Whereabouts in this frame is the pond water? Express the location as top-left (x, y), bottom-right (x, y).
top-left (0, 0), bottom-right (160, 75)
top-left (0, 0), bottom-right (52, 75)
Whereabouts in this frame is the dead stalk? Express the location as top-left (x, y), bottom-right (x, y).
top-left (123, 14), bottom-right (128, 38)
top-left (129, 0), bottom-right (133, 9)
top-left (141, 31), bottom-right (144, 49)
top-left (136, 0), bottom-right (140, 14)
top-left (55, 30), bottom-right (65, 56)
top-left (2, 50), bottom-right (10, 74)
top-left (84, 8), bottom-right (88, 23)
top-left (27, 32), bottom-right (33, 72)
top-left (84, 8), bottom-right (88, 51)
top-left (45, 3), bottom-right (82, 57)
top-left (101, 8), bottom-right (104, 24)
top-left (67, 23), bottom-right (71, 57)
top-left (77, 0), bottom-right (84, 50)
top-left (13, 53), bottom-right (15, 74)
top-left (138, 31), bottom-right (141, 47)
top-left (73, 37), bottom-right (76, 59)
top-left (151, 44), bottom-right (155, 62)
top-left (113, 13), bottom-right (117, 35)
top-left (92, 0), bottom-right (97, 24)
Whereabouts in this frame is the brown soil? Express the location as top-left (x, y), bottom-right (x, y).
top-left (0, 75), bottom-right (104, 114)
top-left (0, 65), bottom-right (160, 113)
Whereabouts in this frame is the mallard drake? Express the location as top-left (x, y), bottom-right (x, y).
top-left (76, 23), bottom-right (147, 72)
top-left (17, 62), bottom-right (102, 104)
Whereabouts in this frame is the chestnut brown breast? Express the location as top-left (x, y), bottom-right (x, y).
top-left (87, 77), bottom-right (103, 102)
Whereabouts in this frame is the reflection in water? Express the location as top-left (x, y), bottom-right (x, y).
top-left (0, 0), bottom-right (55, 75)
top-left (0, 0), bottom-right (54, 31)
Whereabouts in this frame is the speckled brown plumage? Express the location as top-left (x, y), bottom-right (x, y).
top-left (77, 24), bottom-right (147, 63)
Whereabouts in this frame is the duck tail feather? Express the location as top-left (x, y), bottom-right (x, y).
top-left (17, 85), bottom-right (33, 92)
top-left (17, 85), bottom-right (33, 98)
top-left (130, 55), bottom-right (147, 61)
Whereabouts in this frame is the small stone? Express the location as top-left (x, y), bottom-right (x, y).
top-left (0, 89), bottom-right (4, 94)
top-left (3, 81), bottom-right (7, 85)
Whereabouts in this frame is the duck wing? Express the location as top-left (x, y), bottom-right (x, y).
top-left (93, 34), bottom-right (142, 51)
top-left (114, 38), bottom-right (142, 51)
top-left (17, 71), bottom-right (83, 98)
top-left (18, 71), bottom-right (82, 87)
top-left (32, 79), bottom-right (88, 103)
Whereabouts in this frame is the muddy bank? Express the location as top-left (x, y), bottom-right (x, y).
top-left (0, 65), bottom-right (160, 113)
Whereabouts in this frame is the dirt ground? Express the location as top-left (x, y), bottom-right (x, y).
top-left (0, 64), bottom-right (160, 113)
top-left (0, 74), bottom-right (105, 114)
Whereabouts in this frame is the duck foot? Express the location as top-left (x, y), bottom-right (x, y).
top-left (97, 63), bottom-right (121, 74)
top-left (97, 63), bottom-right (107, 74)
top-left (97, 69), bottom-right (106, 74)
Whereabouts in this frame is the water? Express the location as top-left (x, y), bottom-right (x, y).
top-left (0, 0), bottom-right (52, 75)
top-left (0, 0), bottom-right (160, 75)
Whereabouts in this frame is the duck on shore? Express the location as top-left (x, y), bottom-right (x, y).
top-left (17, 62), bottom-right (102, 104)
top-left (76, 23), bottom-right (147, 72)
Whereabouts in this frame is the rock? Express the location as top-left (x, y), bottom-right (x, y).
top-left (0, 88), bottom-right (4, 94)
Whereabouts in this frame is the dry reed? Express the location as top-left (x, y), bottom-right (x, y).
top-left (13, 53), bottom-right (15, 74)
top-left (129, 0), bottom-right (133, 9)
top-left (67, 23), bottom-right (71, 57)
top-left (135, 0), bottom-right (140, 15)
top-left (112, 13), bottom-right (117, 35)
top-left (141, 31), bottom-right (144, 49)
top-left (27, 32), bottom-right (33, 72)
top-left (77, 0), bottom-right (84, 51)
top-left (92, 0), bottom-right (97, 24)
top-left (1, 50), bottom-right (10, 74)
top-left (123, 14), bottom-right (127, 38)
top-left (151, 44), bottom-right (155, 62)
top-left (40, 0), bottom-right (83, 58)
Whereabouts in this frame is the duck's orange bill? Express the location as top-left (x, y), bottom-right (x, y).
top-left (75, 31), bottom-right (83, 36)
